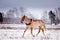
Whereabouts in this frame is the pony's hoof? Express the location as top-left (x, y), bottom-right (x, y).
top-left (36, 34), bottom-right (38, 36)
top-left (33, 35), bottom-right (35, 37)
top-left (22, 36), bottom-right (24, 38)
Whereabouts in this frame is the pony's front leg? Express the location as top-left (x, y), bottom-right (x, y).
top-left (36, 26), bottom-right (41, 36)
top-left (30, 27), bottom-right (35, 37)
top-left (22, 27), bottom-right (28, 37)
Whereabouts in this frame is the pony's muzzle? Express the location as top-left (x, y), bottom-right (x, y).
top-left (21, 21), bottom-right (23, 23)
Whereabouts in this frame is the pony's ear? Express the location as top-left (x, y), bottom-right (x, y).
top-left (24, 15), bottom-right (25, 16)
top-left (24, 15), bottom-right (26, 17)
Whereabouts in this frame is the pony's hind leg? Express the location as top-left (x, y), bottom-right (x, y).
top-left (36, 26), bottom-right (41, 36)
top-left (30, 27), bottom-right (35, 37)
top-left (42, 28), bottom-right (45, 35)
top-left (42, 25), bottom-right (46, 35)
top-left (22, 27), bottom-right (28, 37)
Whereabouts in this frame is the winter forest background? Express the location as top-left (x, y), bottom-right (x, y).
top-left (0, 0), bottom-right (60, 24)
top-left (0, 7), bottom-right (60, 24)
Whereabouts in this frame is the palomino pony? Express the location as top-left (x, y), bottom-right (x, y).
top-left (21, 15), bottom-right (46, 37)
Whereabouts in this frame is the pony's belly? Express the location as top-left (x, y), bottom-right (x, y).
top-left (27, 23), bottom-right (40, 28)
top-left (32, 22), bottom-right (40, 28)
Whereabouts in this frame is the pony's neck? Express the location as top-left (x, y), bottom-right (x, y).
top-left (25, 16), bottom-right (32, 23)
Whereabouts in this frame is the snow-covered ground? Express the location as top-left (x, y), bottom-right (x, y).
top-left (0, 29), bottom-right (60, 40)
top-left (0, 24), bottom-right (60, 40)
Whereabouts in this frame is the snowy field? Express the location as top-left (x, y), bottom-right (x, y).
top-left (0, 24), bottom-right (60, 40)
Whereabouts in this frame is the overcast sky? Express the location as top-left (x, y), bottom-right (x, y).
top-left (0, 0), bottom-right (60, 8)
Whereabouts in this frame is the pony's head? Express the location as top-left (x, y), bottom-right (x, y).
top-left (21, 15), bottom-right (26, 23)
top-left (21, 15), bottom-right (31, 24)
